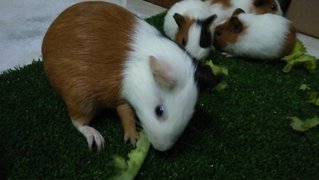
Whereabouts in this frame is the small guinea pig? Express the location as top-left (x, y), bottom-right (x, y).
top-left (42, 2), bottom-right (198, 151)
top-left (213, 8), bottom-right (296, 61)
top-left (204, 0), bottom-right (282, 23)
top-left (164, 0), bottom-right (217, 60)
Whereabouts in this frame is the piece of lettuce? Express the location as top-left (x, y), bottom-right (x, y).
top-left (299, 84), bottom-right (319, 106)
top-left (309, 91), bottom-right (319, 106)
top-left (288, 116), bottom-right (319, 132)
top-left (205, 60), bottom-right (229, 91)
top-left (288, 85), bottom-right (319, 132)
top-left (205, 60), bottom-right (229, 76)
top-left (282, 39), bottom-right (317, 73)
top-left (299, 84), bottom-right (311, 91)
top-left (109, 131), bottom-right (150, 180)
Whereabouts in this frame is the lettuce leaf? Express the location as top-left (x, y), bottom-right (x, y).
top-left (282, 39), bottom-right (317, 73)
top-left (205, 60), bottom-right (229, 76)
top-left (288, 116), bottom-right (319, 132)
top-left (109, 131), bottom-right (150, 180)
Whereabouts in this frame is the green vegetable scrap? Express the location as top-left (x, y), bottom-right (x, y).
top-left (288, 116), bottom-right (319, 132)
top-left (109, 131), bottom-right (151, 180)
top-left (299, 84), bottom-right (311, 91)
top-left (282, 39), bottom-right (318, 73)
top-left (289, 85), bottom-right (319, 132)
top-left (309, 91), bottom-right (319, 106)
top-left (205, 60), bottom-right (229, 91)
top-left (205, 60), bottom-right (229, 76)
top-left (299, 84), bottom-right (319, 106)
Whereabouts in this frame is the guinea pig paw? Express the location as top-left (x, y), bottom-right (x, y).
top-left (124, 130), bottom-right (139, 146)
top-left (80, 125), bottom-right (105, 151)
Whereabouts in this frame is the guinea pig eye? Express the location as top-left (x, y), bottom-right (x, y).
top-left (155, 105), bottom-right (165, 118)
top-left (215, 29), bottom-right (222, 36)
top-left (181, 38), bottom-right (187, 46)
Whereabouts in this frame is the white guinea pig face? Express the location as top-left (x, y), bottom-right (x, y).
top-left (127, 56), bottom-right (198, 151)
top-left (173, 13), bottom-right (216, 60)
top-left (138, 83), bottom-right (197, 151)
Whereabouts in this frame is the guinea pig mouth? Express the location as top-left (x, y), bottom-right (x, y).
top-left (143, 131), bottom-right (175, 151)
top-left (213, 39), bottom-right (223, 51)
top-left (151, 142), bottom-right (174, 151)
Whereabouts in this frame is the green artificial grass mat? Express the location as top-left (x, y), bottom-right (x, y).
top-left (1, 12), bottom-right (319, 179)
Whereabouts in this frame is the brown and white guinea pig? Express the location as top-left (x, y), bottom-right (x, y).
top-left (163, 0), bottom-right (217, 60)
top-left (213, 8), bottom-right (296, 61)
top-left (204, 0), bottom-right (282, 23)
top-left (42, 1), bottom-right (199, 151)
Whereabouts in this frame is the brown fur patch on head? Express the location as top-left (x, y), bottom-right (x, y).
top-left (213, 16), bottom-right (245, 51)
top-left (210, 0), bottom-right (231, 9)
top-left (279, 24), bottom-right (296, 58)
top-left (173, 13), bottom-right (196, 47)
top-left (252, 0), bottom-right (279, 14)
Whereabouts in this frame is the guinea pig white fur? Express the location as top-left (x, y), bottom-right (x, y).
top-left (42, 2), bottom-right (198, 151)
top-left (204, 0), bottom-right (282, 23)
top-left (163, 0), bottom-right (217, 60)
top-left (213, 8), bottom-right (296, 60)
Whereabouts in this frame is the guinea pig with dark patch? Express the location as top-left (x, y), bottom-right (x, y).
top-left (164, 0), bottom-right (217, 60)
top-left (42, 1), bottom-right (199, 151)
top-left (213, 8), bottom-right (296, 61)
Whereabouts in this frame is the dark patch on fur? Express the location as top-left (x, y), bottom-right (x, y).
top-left (199, 14), bottom-right (217, 48)
top-left (194, 61), bottom-right (223, 92)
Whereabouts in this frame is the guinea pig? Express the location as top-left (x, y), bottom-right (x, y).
top-left (204, 0), bottom-right (282, 23)
top-left (213, 8), bottom-right (296, 61)
top-left (42, 1), bottom-right (198, 151)
top-left (163, 0), bottom-right (217, 60)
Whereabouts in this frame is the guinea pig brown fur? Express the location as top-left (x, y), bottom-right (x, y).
top-left (42, 1), bottom-right (198, 151)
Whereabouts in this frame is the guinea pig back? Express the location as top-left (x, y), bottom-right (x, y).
top-left (42, 2), bottom-right (134, 108)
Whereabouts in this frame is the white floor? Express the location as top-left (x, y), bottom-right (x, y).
top-left (0, 0), bottom-right (165, 73)
top-left (0, 0), bottom-right (317, 73)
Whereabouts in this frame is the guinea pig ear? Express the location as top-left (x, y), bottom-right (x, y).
top-left (199, 14), bottom-right (217, 48)
top-left (232, 8), bottom-right (245, 16)
top-left (229, 17), bottom-right (244, 33)
top-left (173, 13), bottom-right (185, 29)
top-left (149, 56), bottom-right (177, 90)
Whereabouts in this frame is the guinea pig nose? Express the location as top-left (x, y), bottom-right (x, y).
top-left (155, 105), bottom-right (165, 118)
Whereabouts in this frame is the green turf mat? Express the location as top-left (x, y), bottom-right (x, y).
top-left (1, 12), bottom-right (319, 179)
